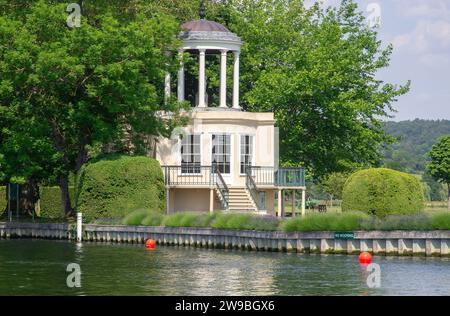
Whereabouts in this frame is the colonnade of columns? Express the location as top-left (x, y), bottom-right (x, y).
top-left (176, 49), bottom-right (240, 109)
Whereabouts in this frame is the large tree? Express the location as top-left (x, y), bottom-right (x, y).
top-left (0, 1), bottom-right (184, 215)
top-left (427, 136), bottom-right (450, 210)
top-left (221, 0), bottom-right (409, 177)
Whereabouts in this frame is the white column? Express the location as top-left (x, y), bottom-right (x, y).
top-left (210, 188), bottom-right (214, 214)
top-left (301, 189), bottom-right (306, 217)
top-left (232, 51), bottom-right (240, 109)
top-left (177, 50), bottom-right (185, 102)
top-left (292, 190), bottom-right (296, 217)
top-left (277, 189), bottom-right (282, 218)
top-left (198, 49), bottom-right (206, 108)
top-left (220, 50), bottom-right (227, 108)
top-left (164, 72), bottom-right (171, 104)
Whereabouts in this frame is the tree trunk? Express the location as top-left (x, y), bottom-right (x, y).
top-left (21, 179), bottom-right (39, 215)
top-left (59, 176), bottom-right (72, 217)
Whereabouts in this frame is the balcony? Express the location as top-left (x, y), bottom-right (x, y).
top-left (163, 165), bottom-right (305, 188)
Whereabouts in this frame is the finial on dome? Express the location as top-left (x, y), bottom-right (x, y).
top-left (199, 0), bottom-right (206, 20)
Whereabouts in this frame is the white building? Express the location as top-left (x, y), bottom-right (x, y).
top-left (156, 16), bottom-right (306, 216)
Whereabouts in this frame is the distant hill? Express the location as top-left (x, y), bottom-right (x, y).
top-left (382, 119), bottom-right (450, 173)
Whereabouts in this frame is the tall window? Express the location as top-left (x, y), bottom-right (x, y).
top-left (181, 134), bottom-right (201, 173)
top-left (212, 134), bottom-right (231, 174)
top-left (240, 135), bottom-right (253, 174)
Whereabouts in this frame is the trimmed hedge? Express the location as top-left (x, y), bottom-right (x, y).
top-left (342, 168), bottom-right (424, 217)
top-left (39, 186), bottom-right (75, 219)
top-left (0, 186), bottom-right (6, 212)
top-left (76, 155), bottom-right (165, 222)
top-left (0, 185), bottom-right (73, 219)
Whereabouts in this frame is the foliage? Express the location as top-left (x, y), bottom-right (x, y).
top-left (382, 120), bottom-right (450, 173)
top-left (0, 185), bottom-right (73, 219)
top-left (121, 210), bottom-right (280, 231)
top-left (0, 186), bottom-right (5, 211)
top-left (427, 136), bottom-right (450, 185)
top-left (210, 213), bottom-right (280, 231)
top-left (76, 155), bottom-right (165, 222)
top-left (318, 172), bottom-right (351, 200)
top-left (427, 135), bottom-right (450, 209)
top-left (163, 212), bottom-right (217, 228)
top-left (123, 209), bottom-right (153, 226)
top-left (0, 1), bottom-right (184, 215)
top-left (342, 168), bottom-right (424, 217)
top-left (225, 0), bottom-right (410, 177)
top-left (282, 211), bottom-right (368, 232)
top-left (39, 186), bottom-right (75, 219)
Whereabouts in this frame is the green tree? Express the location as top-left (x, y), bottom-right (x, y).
top-left (226, 0), bottom-right (409, 177)
top-left (318, 172), bottom-right (350, 201)
top-left (0, 1), bottom-right (183, 215)
top-left (427, 136), bottom-right (450, 210)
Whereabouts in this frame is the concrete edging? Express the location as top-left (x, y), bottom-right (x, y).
top-left (1, 222), bottom-right (449, 256)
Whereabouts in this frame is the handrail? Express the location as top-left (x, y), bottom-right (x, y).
top-left (163, 165), bottom-right (305, 187)
top-left (213, 164), bottom-right (229, 210)
top-left (245, 166), bottom-right (261, 211)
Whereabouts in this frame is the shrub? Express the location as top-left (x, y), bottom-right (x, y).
top-left (0, 186), bottom-right (6, 212)
top-left (76, 155), bottom-right (165, 222)
top-left (342, 168), bottom-right (424, 217)
top-left (39, 186), bottom-right (75, 219)
top-left (122, 209), bottom-right (152, 226)
top-left (430, 212), bottom-right (450, 230)
top-left (360, 214), bottom-right (432, 231)
top-left (282, 212), bottom-right (368, 232)
top-left (141, 212), bottom-right (164, 226)
top-left (163, 212), bottom-right (216, 228)
top-left (211, 213), bottom-right (280, 231)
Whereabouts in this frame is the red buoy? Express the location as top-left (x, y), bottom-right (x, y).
top-left (146, 239), bottom-right (156, 250)
top-left (359, 251), bottom-right (372, 264)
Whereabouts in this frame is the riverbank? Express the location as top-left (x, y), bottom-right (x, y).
top-left (1, 221), bottom-right (449, 257)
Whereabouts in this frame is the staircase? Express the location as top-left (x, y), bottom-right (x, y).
top-left (224, 187), bottom-right (257, 212)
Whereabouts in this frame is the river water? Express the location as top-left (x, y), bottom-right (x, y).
top-left (0, 239), bottom-right (449, 295)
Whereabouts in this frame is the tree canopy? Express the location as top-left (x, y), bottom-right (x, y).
top-left (427, 135), bottom-right (450, 209)
top-left (0, 0), bottom-right (184, 214)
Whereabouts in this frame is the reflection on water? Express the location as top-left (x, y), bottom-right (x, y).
top-left (0, 239), bottom-right (449, 295)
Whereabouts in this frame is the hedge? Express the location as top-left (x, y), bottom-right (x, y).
top-left (39, 186), bottom-right (75, 219)
top-left (75, 155), bottom-right (165, 222)
top-left (0, 185), bottom-right (74, 219)
top-left (121, 210), bottom-right (450, 232)
top-left (0, 186), bottom-right (6, 212)
top-left (342, 168), bottom-right (424, 217)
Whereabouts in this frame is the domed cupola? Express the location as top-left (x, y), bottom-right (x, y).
top-left (176, 1), bottom-right (242, 110)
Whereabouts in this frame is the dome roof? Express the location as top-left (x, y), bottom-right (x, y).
top-left (181, 20), bottom-right (231, 33)
top-left (179, 19), bottom-right (242, 50)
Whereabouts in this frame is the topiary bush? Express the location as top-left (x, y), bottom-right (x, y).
top-left (39, 186), bottom-right (75, 219)
top-left (76, 155), bottom-right (165, 222)
top-left (342, 168), bottom-right (424, 217)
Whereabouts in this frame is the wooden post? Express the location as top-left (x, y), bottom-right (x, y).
top-left (301, 189), bottom-right (306, 217)
top-left (292, 190), bottom-right (296, 217)
top-left (209, 188), bottom-right (214, 214)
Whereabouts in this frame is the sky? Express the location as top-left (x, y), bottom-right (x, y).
top-left (305, 0), bottom-right (450, 121)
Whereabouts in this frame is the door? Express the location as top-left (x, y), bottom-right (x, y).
top-left (211, 134), bottom-right (232, 185)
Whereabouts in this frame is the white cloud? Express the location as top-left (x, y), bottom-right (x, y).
top-left (394, 0), bottom-right (450, 20)
top-left (392, 20), bottom-right (450, 54)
